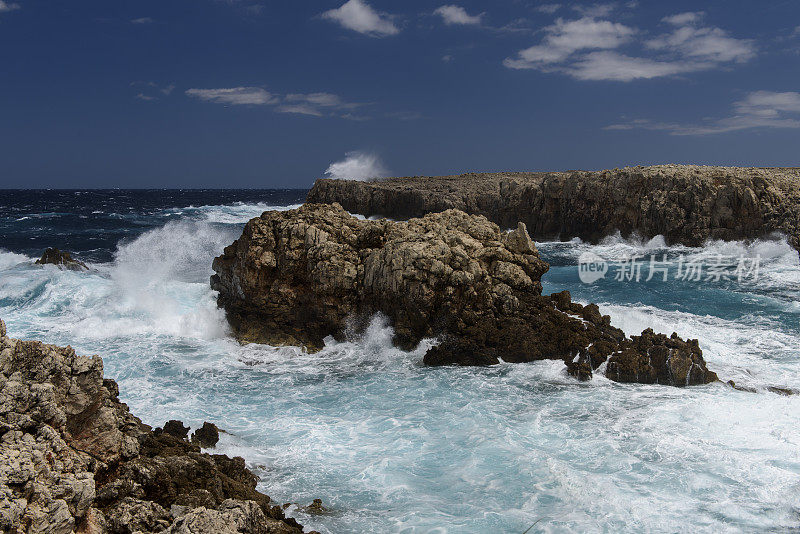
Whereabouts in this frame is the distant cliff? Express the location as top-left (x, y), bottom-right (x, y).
top-left (307, 165), bottom-right (800, 251)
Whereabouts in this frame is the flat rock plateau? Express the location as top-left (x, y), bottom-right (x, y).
top-left (307, 165), bottom-right (800, 252)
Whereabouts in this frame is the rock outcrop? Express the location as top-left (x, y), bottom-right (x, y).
top-left (211, 203), bottom-right (717, 387)
top-left (307, 165), bottom-right (800, 252)
top-left (35, 248), bottom-right (89, 271)
top-left (0, 319), bottom-right (311, 534)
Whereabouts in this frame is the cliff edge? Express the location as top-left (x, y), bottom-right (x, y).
top-left (307, 165), bottom-right (800, 251)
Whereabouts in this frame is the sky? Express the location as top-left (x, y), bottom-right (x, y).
top-left (1, 0), bottom-right (799, 188)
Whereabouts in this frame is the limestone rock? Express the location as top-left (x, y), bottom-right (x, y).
top-left (307, 165), bottom-right (800, 253)
top-left (0, 319), bottom-right (306, 534)
top-left (211, 203), bottom-right (717, 387)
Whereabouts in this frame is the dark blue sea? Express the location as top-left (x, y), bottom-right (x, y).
top-left (1, 189), bottom-right (799, 533)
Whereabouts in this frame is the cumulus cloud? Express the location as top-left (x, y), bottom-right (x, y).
top-left (504, 11), bottom-right (755, 81)
top-left (646, 13), bottom-right (755, 63)
top-left (434, 5), bottom-right (483, 26)
top-left (321, 0), bottom-right (399, 37)
top-left (185, 87), bottom-right (278, 105)
top-left (503, 17), bottom-right (636, 69)
top-left (324, 151), bottom-right (389, 181)
top-left (0, 0), bottom-right (20, 12)
top-left (605, 91), bottom-right (800, 135)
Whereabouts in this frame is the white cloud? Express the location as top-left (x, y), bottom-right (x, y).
top-left (606, 91), bottom-right (800, 135)
top-left (185, 86), bottom-right (380, 119)
top-left (131, 17), bottom-right (155, 24)
top-left (568, 51), bottom-right (693, 81)
top-left (505, 11), bottom-right (755, 81)
top-left (647, 15), bottom-right (755, 64)
top-left (536, 4), bottom-right (561, 15)
top-left (185, 87), bottom-right (278, 105)
top-left (0, 0), bottom-right (20, 12)
top-left (504, 17), bottom-right (635, 69)
top-left (434, 5), bottom-right (483, 26)
top-left (662, 11), bottom-right (704, 26)
top-left (324, 151), bottom-right (389, 181)
top-left (321, 0), bottom-right (399, 37)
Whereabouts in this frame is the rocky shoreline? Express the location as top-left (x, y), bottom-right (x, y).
top-left (307, 165), bottom-right (800, 253)
top-left (0, 319), bottom-right (313, 534)
top-left (211, 203), bottom-right (717, 387)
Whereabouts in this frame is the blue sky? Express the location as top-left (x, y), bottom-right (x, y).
top-left (1, 0), bottom-right (799, 188)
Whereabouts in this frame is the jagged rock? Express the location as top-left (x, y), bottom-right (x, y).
top-left (604, 329), bottom-right (713, 386)
top-left (191, 422), bottom-right (220, 449)
top-left (211, 203), bottom-right (717, 386)
top-left (162, 420), bottom-right (190, 440)
top-left (307, 165), bottom-right (800, 253)
top-left (35, 248), bottom-right (89, 271)
top-left (0, 319), bottom-right (306, 534)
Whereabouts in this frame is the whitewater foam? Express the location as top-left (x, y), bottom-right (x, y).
top-left (1, 200), bottom-right (799, 533)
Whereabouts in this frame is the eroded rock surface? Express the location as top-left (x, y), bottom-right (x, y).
top-left (211, 203), bottom-right (717, 386)
top-left (307, 165), bottom-right (800, 252)
top-left (0, 319), bottom-right (309, 534)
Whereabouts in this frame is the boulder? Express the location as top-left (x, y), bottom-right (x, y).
top-left (211, 203), bottom-right (717, 386)
top-left (35, 248), bottom-right (89, 271)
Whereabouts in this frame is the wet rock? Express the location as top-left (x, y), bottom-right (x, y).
top-left (0, 319), bottom-right (307, 533)
top-left (307, 165), bottom-right (800, 254)
top-left (211, 203), bottom-right (717, 387)
top-left (35, 247), bottom-right (89, 271)
top-left (163, 420), bottom-right (190, 440)
top-left (726, 380), bottom-right (757, 393)
top-left (301, 499), bottom-right (330, 516)
top-left (191, 422), bottom-right (221, 448)
top-left (767, 386), bottom-right (798, 396)
top-left (605, 330), bottom-right (718, 386)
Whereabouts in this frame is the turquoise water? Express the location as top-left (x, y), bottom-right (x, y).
top-left (1, 197), bottom-right (799, 533)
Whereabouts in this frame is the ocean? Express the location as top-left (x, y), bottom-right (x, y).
top-left (1, 189), bottom-right (799, 533)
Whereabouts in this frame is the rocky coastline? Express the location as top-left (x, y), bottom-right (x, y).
top-left (211, 203), bottom-right (717, 387)
top-left (0, 319), bottom-right (312, 534)
top-left (306, 165), bottom-right (800, 253)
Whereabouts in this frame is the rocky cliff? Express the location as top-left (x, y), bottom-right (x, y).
top-left (211, 203), bottom-right (717, 387)
top-left (0, 319), bottom-right (310, 534)
top-left (306, 165), bottom-right (800, 252)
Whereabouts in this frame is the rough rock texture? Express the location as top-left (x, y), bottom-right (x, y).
top-left (307, 165), bottom-right (800, 252)
top-left (35, 248), bottom-right (89, 271)
top-left (0, 319), bottom-right (309, 534)
top-left (190, 423), bottom-right (220, 449)
top-left (211, 203), bottom-right (717, 386)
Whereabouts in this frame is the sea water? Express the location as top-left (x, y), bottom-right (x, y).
top-left (1, 190), bottom-right (798, 533)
